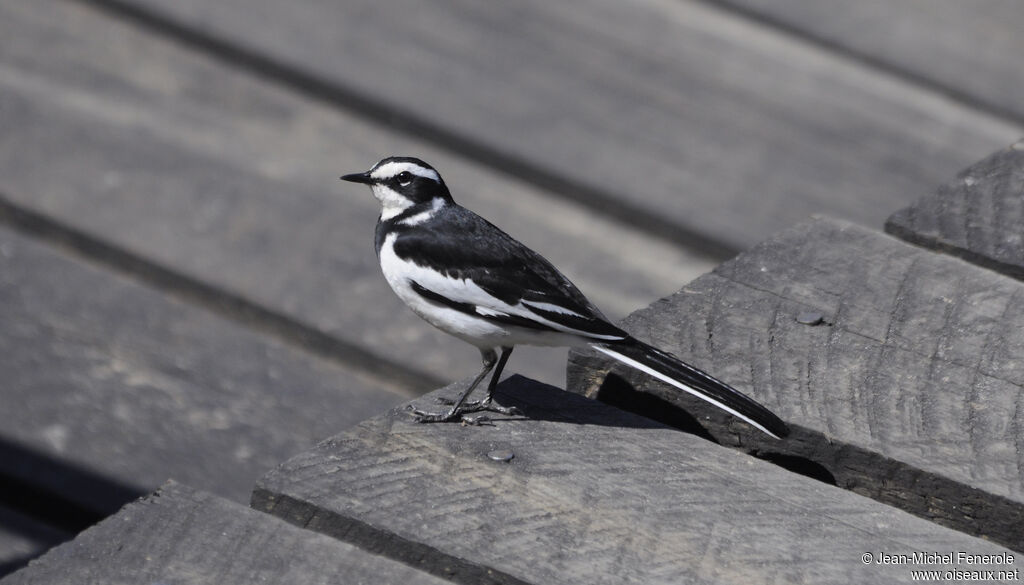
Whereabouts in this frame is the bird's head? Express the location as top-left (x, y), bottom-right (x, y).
top-left (341, 157), bottom-right (453, 220)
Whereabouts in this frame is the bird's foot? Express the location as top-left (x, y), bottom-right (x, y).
top-left (432, 396), bottom-right (521, 416)
top-left (464, 402), bottom-right (522, 416)
top-left (433, 396), bottom-right (478, 407)
top-left (405, 405), bottom-right (492, 425)
top-left (407, 400), bottom-right (521, 424)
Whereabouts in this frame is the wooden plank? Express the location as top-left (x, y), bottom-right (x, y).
top-left (253, 376), bottom-right (1017, 585)
top-left (0, 0), bottom-right (714, 391)
top-left (0, 507), bottom-right (69, 578)
top-left (0, 224), bottom-right (407, 516)
top-left (709, 0), bottom-right (1024, 123)
top-left (0, 482), bottom-right (451, 585)
top-left (106, 0), bottom-right (1021, 251)
top-left (568, 218), bottom-right (1024, 550)
top-left (887, 140), bottom-right (1024, 280)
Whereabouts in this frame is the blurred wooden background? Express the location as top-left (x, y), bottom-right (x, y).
top-left (1, 0), bottom-right (1021, 574)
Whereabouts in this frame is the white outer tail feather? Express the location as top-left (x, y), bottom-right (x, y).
top-left (591, 345), bottom-right (783, 439)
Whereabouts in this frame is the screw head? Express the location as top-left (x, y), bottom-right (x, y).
top-left (796, 311), bottom-right (824, 326)
top-left (487, 449), bottom-right (515, 462)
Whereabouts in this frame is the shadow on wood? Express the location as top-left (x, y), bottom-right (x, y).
top-left (254, 375), bottom-right (1014, 585)
top-left (569, 218), bottom-right (1024, 551)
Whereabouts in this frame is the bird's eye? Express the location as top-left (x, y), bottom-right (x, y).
top-left (396, 171), bottom-right (413, 186)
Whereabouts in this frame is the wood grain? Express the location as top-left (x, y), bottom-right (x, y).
top-left (254, 376), bottom-right (1015, 585)
top-left (709, 0), bottom-right (1024, 122)
top-left (887, 140), bottom-right (1024, 280)
top-left (1, 482), bottom-right (451, 585)
top-left (568, 218), bottom-right (1024, 550)
top-left (0, 506), bottom-right (69, 578)
top-left (0, 0), bottom-right (712, 390)
top-left (0, 224), bottom-right (405, 516)
top-left (105, 0), bottom-right (1021, 250)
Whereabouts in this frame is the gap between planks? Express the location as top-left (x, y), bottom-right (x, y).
top-left (0, 192), bottom-right (438, 397)
top-left (700, 0), bottom-right (1024, 128)
top-left (70, 0), bottom-right (741, 259)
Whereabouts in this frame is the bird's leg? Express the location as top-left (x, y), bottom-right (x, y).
top-left (412, 347), bottom-right (521, 422)
top-left (409, 349), bottom-right (498, 423)
top-left (462, 346), bottom-right (519, 415)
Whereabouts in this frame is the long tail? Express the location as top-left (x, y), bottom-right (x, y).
top-left (592, 339), bottom-right (788, 439)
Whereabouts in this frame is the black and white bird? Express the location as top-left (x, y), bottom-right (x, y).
top-left (341, 157), bottom-right (788, 439)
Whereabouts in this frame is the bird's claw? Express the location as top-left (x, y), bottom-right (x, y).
top-left (460, 414), bottom-right (492, 426)
top-left (467, 403), bottom-right (520, 416)
top-left (405, 404), bottom-right (457, 423)
top-left (405, 401), bottom-right (521, 424)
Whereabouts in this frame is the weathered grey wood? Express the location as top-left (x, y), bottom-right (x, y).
top-left (0, 0), bottom-right (713, 391)
top-left (0, 507), bottom-right (69, 578)
top-left (253, 375), bottom-right (1017, 585)
top-left (109, 0), bottom-right (1021, 251)
top-left (568, 218), bottom-right (1024, 550)
top-left (709, 0), bottom-right (1024, 123)
top-left (0, 224), bottom-right (408, 516)
top-left (0, 482), bottom-right (451, 585)
top-left (886, 140), bottom-right (1024, 280)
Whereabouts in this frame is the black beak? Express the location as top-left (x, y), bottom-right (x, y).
top-left (340, 172), bottom-right (374, 184)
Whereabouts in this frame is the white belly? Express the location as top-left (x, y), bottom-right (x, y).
top-left (377, 233), bottom-right (603, 349)
top-left (378, 233), bottom-right (509, 347)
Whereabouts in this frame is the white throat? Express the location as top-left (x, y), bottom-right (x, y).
top-left (372, 184), bottom-right (415, 221)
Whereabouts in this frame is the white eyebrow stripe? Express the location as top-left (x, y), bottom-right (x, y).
top-left (370, 161), bottom-right (441, 183)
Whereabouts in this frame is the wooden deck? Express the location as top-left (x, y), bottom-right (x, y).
top-left (2, 0), bottom-right (1023, 580)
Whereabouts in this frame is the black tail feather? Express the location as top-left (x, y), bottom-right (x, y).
top-left (593, 339), bottom-right (789, 439)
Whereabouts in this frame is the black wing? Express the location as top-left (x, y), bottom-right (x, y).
top-left (391, 205), bottom-right (627, 340)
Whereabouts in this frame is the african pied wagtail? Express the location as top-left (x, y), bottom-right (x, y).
top-left (342, 157), bottom-right (788, 439)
